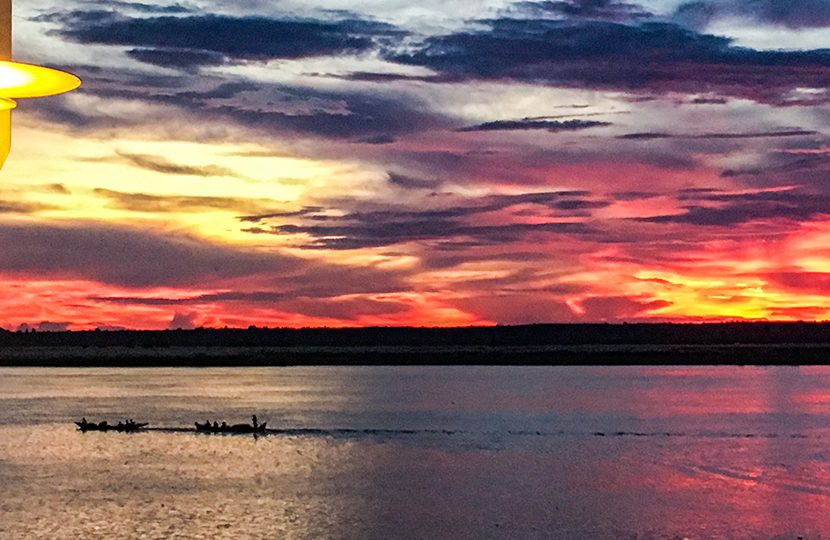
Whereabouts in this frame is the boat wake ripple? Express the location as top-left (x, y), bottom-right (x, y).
top-left (125, 427), bottom-right (815, 440)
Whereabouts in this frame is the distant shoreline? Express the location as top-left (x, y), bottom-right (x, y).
top-left (4, 343), bottom-right (830, 366)
top-left (5, 323), bottom-right (830, 366)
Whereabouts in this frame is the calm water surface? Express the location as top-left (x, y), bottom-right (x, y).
top-left (2, 366), bottom-right (830, 539)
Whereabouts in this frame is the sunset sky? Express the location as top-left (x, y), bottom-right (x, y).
top-left (3, 0), bottom-right (830, 329)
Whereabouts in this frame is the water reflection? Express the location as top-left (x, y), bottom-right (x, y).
top-left (1, 367), bottom-right (830, 538)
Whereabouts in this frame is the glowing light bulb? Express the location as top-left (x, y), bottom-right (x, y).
top-left (0, 0), bottom-right (81, 169)
top-left (0, 61), bottom-right (32, 88)
top-left (0, 61), bottom-right (81, 98)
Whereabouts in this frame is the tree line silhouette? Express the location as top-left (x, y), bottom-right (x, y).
top-left (3, 322), bottom-right (830, 348)
top-left (3, 323), bottom-right (830, 366)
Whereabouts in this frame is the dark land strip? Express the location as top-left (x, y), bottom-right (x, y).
top-left (6, 344), bottom-right (830, 366)
top-left (6, 323), bottom-right (830, 365)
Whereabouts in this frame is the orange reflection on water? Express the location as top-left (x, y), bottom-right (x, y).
top-left (2, 367), bottom-right (830, 537)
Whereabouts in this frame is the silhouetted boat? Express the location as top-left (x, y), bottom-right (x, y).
top-left (195, 420), bottom-right (267, 434)
top-left (75, 419), bottom-right (148, 432)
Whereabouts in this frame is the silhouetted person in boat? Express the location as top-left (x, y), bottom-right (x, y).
top-left (81, 417), bottom-right (87, 426)
top-left (252, 415), bottom-right (258, 429)
top-left (213, 421), bottom-right (219, 429)
top-left (221, 422), bottom-right (227, 430)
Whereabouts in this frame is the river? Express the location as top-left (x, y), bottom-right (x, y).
top-left (2, 366), bottom-right (829, 538)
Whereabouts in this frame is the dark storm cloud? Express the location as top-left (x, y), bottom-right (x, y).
top-left (677, 187), bottom-right (721, 195)
top-left (167, 291), bottom-right (289, 303)
top-left (55, 8), bottom-right (830, 107)
top-left (17, 66), bottom-right (192, 128)
top-left (338, 71), bottom-right (433, 83)
top-left (205, 91), bottom-right (445, 139)
top-left (253, 221), bottom-right (594, 250)
top-left (240, 190), bottom-right (597, 223)
top-left (174, 81), bottom-right (260, 100)
top-left (688, 96), bottom-right (729, 104)
top-left (395, 19), bottom-right (830, 104)
top-left (355, 134), bottom-right (397, 145)
top-left (0, 222), bottom-right (302, 287)
top-left (58, 13), bottom-right (400, 68)
top-left (27, 70), bottom-right (445, 141)
top-left (386, 173), bottom-right (440, 189)
top-left (209, 80), bottom-right (436, 138)
top-left (71, 1), bottom-right (192, 14)
top-left (93, 188), bottom-right (266, 213)
top-left (116, 152), bottom-right (239, 177)
top-left (638, 190), bottom-right (830, 226)
top-left (39, 64), bottom-right (447, 139)
top-left (675, 0), bottom-right (830, 29)
top-left (618, 130), bottom-right (818, 140)
top-left (0, 222), bottom-right (411, 297)
top-left (514, 0), bottom-right (654, 21)
top-left (34, 10), bottom-right (121, 25)
top-left (126, 48), bottom-right (227, 69)
top-left (720, 152), bottom-right (830, 178)
top-left (554, 199), bottom-right (607, 210)
top-left (90, 291), bottom-right (289, 305)
top-left (0, 201), bottom-right (54, 214)
top-left (239, 207), bottom-right (327, 222)
top-left (240, 191), bottom-right (603, 249)
top-left (457, 118), bottom-right (611, 132)
top-left (612, 191), bottom-right (660, 200)
top-left (380, 142), bottom-right (699, 190)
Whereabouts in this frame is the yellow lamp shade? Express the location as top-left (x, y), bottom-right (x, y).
top-left (0, 109), bottom-right (8, 169)
top-left (0, 61), bottom-right (81, 99)
top-left (0, 61), bottom-right (80, 169)
top-left (0, 1), bottom-right (82, 169)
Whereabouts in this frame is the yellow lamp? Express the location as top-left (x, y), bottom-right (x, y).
top-left (0, 0), bottom-right (81, 169)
